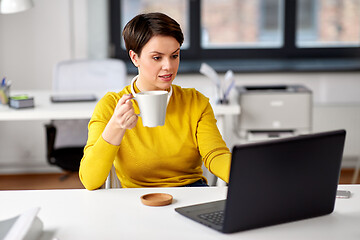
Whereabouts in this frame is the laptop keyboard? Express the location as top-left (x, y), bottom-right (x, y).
top-left (198, 210), bottom-right (224, 226)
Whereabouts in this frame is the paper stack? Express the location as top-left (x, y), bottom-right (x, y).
top-left (199, 63), bottom-right (235, 104)
top-left (0, 207), bottom-right (43, 240)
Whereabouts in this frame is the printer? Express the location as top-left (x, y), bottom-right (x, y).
top-left (236, 85), bottom-right (312, 143)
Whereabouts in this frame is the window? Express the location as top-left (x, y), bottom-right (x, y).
top-left (201, 0), bottom-right (283, 48)
top-left (120, 0), bottom-right (190, 49)
top-left (110, 0), bottom-right (360, 73)
top-left (296, 0), bottom-right (360, 48)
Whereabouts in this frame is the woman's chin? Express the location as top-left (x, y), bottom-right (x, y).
top-left (157, 81), bottom-right (173, 90)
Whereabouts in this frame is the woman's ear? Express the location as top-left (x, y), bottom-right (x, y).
top-left (129, 50), bottom-right (139, 67)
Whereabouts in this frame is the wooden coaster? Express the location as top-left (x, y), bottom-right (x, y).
top-left (140, 193), bottom-right (173, 206)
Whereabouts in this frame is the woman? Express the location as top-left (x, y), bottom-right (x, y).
top-left (79, 12), bottom-right (231, 190)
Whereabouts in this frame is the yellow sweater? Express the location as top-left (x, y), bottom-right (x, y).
top-left (79, 84), bottom-right (231, 190)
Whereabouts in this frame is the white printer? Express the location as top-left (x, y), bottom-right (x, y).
top-left (236, 85), bottom-right (312, 142)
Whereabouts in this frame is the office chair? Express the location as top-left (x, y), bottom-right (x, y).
top-left (45, 120), bottom-right (87, 172)
top-left (45, 59), bottom-right (127, 175)
top-left (101, 165), bottom-right (122, 189)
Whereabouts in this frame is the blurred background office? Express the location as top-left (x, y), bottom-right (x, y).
top-left (0, 0), bottom-right (360, 188)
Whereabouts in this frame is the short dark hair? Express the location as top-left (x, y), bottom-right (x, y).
top-left (122, 12), bottom-right (184, 56)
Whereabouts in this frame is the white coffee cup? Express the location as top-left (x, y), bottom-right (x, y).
top-left (132, 91), bottom-right (169, 127)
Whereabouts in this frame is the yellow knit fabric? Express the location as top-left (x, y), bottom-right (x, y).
top-left (79, 84), bottom-right (231, 190)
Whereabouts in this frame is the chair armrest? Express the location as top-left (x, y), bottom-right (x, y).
top-left (101, 165), bottom-right (122, 189)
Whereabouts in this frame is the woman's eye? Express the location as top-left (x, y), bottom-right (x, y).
top-left (172, 54), bottom-right (179, 59)
top-left (153, 56), bottom-right (160, 60)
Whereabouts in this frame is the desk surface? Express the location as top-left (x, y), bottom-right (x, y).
top-left (0, 90), bottom-right (240, 121)
top-left (0, 90), bottom-right (103, 121)
top-left (0, 185), bottom-right (359, 240)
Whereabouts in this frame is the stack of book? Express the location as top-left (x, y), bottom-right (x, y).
top-left (9, 95), bottom-right (34, 109)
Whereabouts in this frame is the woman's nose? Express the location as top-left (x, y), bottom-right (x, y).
top-left (162, 58), bottom-right (171, 70)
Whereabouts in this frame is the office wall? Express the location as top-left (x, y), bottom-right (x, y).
top-left (0, 0), bottom-right (359, 173)
top-left (87, 0), bottom-right (108, 59)
top-left (0, 0), bottom-right (88, 173)
top-left (1, 0), bottom-right (70, 89)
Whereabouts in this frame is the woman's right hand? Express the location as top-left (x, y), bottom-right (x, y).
top-left (111, 94), bottom-right (138, 130)
top-left (102, 94), bottom-right (138, 145)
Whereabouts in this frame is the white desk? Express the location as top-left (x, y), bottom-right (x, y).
top-left (0, 185), bottom-right (359, 240)
top-left (0, 90), bottom-right (103, 121)
top-left (0, 90), bottom-right (240, 121)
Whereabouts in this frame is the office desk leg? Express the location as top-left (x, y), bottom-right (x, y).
top-left (215, 114), bottom-right (228, 187)
top-left (352, 156), bottom-right (360, 184)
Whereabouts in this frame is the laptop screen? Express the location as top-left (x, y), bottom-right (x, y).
top-left (223, 129), bottom-right (346, 233)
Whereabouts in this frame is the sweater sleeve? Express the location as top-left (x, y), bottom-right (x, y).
top-left (196, 95), bottom-right (231, 183)
top-left (79, 92), bottom-right (121, 190)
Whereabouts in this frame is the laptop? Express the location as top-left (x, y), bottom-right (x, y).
top-left (175, 130), bottom-right (346, 233)
top-left (50, 93), bottom-right (97, 103)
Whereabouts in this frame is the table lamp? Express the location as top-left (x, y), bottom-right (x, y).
top-left (0, 0), bottom-right (34, 14)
